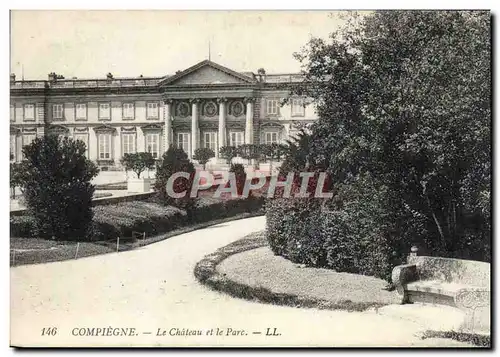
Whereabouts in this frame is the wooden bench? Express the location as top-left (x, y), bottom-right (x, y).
top-left (392, 250), bottom-right (490, 334)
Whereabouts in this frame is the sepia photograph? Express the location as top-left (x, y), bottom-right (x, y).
top-left (8, 9), bottom-right (491, 348)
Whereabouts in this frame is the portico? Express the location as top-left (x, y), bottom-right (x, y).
top-left (162, 96), bottom-right (255, 159)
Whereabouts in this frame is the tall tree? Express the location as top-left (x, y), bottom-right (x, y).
top-left (294, 11), bottom-right (491, 259)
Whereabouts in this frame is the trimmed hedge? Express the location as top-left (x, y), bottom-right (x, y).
top-left (10, 215), bottom-right (36, 238)
top-left (11, 196), bottom-right (266, 243)
top-left (266, 174), bottom-right (398, 281)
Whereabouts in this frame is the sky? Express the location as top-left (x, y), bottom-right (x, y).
top-left (10, 10), bottom-right (347, 80)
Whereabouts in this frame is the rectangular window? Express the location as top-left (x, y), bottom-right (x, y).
top-left (22, 134), bottom-right (36, 159)
top-left (266, 99), bottom-right (279, 115)
top-left (74, 133), bottom-right (89, 158)
top-left (24, 104), bottom-right (35, 121)
top-left (203, 131), bottom-right (217, 152)
top-left (75, 103), bottom-right (87, 120)
top-left (23, 133), bottom-right (36, 147)
top-left (123, 103), bottom-right (135, 119)
top-left (147, 102), bottom-right (159, 119)
top-left (98, 133), bottom-right (112, 160)
top-left (145, 133), bottom-right (160, 159)
top-left (229, 131), bottom-right (244, 147)
top-left (122, 133), bottom-right (136, 156)
top-left (10, 104), bottom-right (15, 122)
top-left (291, 98), bottom-right (305, 116)
top-left (53, 104), bottom-right (64, 120)
top-left (10, 135), bottom-right (16, 161)
top-left (99, 103), bottom-right (111, 120)
top-left (177, 132), bottom-right (190, 155)
top-left (264, 132), bottom-right (279, 144)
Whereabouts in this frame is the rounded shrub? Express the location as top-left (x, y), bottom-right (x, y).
top-left (19, 135), bottom-right (99, 241)
top-left (155, 146), bottom-right (196, 211)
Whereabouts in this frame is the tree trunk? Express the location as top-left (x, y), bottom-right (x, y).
top-left (426, 194), bottom-right (447, 250)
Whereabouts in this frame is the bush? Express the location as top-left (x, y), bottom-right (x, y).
top-left (11, 198), bottom-right (266, 243)
top-left (154, 146), bottom-right (196, 211)
top-left (20, 135), bottom-right (99, 241)
top-left (229, 163), bottom-right (246, 196)
top-left (92, 202), bottom-right (187, 241)
top-left (10, 161), bottom-right (28, 199)
top-left (10, 215), bottom-right (36, 238)
top-left (266, 174), bottom-right (399, 281)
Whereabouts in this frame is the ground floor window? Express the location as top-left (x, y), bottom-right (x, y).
top-left (264, 131), bottom-right (279, 145)
top-left (177, 132), bottom-right (190, 155)
top-left (122, 133), bottom-right (136, 156)
top-left (98, 133), bottom-right (112, 160)
top-left (74, 133), bottom-right (89, 158)
top-left (22, 133), bottom-right (36, 159)
top-left (229, 131), bottom-right (244, 147)
top-left (10, 135), bottom-right (16, 161)
top-left (145, 132), bottom-right (160, 159)
top-left (203, 131), bottom-right (217, 152)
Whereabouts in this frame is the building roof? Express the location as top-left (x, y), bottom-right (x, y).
top-left (10, 60), bottom-right (306, 90)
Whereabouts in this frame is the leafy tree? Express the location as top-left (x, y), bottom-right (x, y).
top-left (219, 146), bottom-right (237, 164)
top-left (238, 144), bottom-right (261, 168)
top-left (155, 146), bottom-right (196, 210)
top-left (193, 147), bottom-right (215, 170)
top-left (279, 129), bottom-right (312, 175)
top-left (20, 135), bottom-right (99, 241)
top-left (292, 10), bottom-right (490, 261)
top-left (121, 152), bottom-right (155, 179)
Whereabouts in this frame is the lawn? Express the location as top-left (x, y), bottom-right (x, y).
top-left (11, 195), bottom-right (265, 267)
top-left (195, 231), bottom-right (400, 312)
top-left (217, 245), bottom-right (400, 308)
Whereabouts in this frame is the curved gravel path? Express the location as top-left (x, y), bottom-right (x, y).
top-left (10, 216), bottom-right (470, 347)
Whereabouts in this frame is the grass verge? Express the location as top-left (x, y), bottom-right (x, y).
top-left (421, 330), bottom-right (491, 348)
top-left (194, 231), bottom-right (391, 312)
top-left (10, 212), bottom-right (263, 267)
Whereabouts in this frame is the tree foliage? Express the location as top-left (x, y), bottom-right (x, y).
top-left (121, 152), bottom-right (155, 179)
top-left (154, 146), bottom-right (196, 210)
top-left (229, 163), bottom-right (247, 196)
top-left (219, 146), bottom-right (238, 164)
top-left (193, 147), bottom-right (215, 170)
top-left (10, 161), bottom-right (28, 199)
top-left (268, 11), bottom-right (491, 276)
top-left (299, 10), bottom-right (490, 260)
top-left (279, 129), bottom-right (312, 175)
top-left (20, 135), bottom-right (99, 240)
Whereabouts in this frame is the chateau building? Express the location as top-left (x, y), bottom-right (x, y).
top-left (9, 60), bottom-right (318, 168)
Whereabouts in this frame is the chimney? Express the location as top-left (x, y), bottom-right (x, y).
top-left (10, 73), bottom-right (16, 83)
top-left (106, 72), bottom-right (113, 80)
top-left (48, 72), bottom-right (57, 82)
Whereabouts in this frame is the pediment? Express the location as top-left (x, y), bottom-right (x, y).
top-left (93, 124), bottom-right (116, 133)
top-left (48, 124), bottom-right (70, 134)
top-left (260, 122), bottom-right (284, 129)
top-left (141, 124), bottom-right (162, 132)
top-left (159, 60), bottom-right (256, 87)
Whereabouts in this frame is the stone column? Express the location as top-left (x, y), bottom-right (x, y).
top-left (244, 98), bottom-right (255, 144)
top-left (190, 99), bottom-right (200, 158)
top-left (217, 97), bottom-right (227, 158)
top-left (163, 99), bottom-right (173, 152)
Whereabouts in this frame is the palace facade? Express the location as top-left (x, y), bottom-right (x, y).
top-left (10, 60), bottom-right (317, 168)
